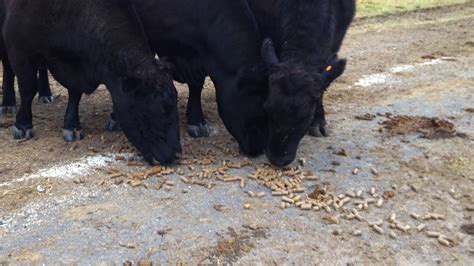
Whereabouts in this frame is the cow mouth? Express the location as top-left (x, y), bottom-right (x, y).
top-left (265, 147), bottom-right (296, 167)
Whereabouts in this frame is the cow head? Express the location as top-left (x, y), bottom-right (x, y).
top-left (111, 59), bottom-right (181, 165)
top-left (261, 38), bottom-right (346, 166)
top-left (215, 64), bottom-right (269, 157)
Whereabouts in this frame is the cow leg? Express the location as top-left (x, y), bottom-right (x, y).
top-left (106, 112), bottom-right (121, 131)
top-left (37, 67), bottom-right (55, 104)
top-left (308, 96), bottom-right (330, 137)
top-left (63, 89), bottom-right (85, 142)
top-left (186, 77), bottom-right (209, 138)
top-left (1, 58), bottom-right (17, 115)
top-left (12, 61), bottom-right (37, 139)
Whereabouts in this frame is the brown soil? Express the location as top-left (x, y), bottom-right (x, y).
top-left (206, 227), bottom-right (266, 264)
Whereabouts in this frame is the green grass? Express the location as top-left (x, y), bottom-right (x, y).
top-left (357, 0), bottom-right (469, 17)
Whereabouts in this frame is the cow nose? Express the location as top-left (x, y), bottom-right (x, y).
top-left (269, 157), bottom-right (293, 167)
top-left (266, 150), bottom-right (294, 167)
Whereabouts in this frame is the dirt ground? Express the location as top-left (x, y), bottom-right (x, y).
top-left (1, 3), bottom-right (474, 264)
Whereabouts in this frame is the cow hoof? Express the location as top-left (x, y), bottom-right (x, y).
top-left (13, 126), bottom-right (34, 140)
top-left (308, 124), bottom-right (330, 137)
top-left (106, 117), bottom-right (121, 132)
top-left (187, 124), bottom-right (210, 138)
top-left (39, 95), bottom-right (55, 104)
top-left (63, 129), bottom-right (85, 142)
top-left (1, 106), bottom-right (17, 115)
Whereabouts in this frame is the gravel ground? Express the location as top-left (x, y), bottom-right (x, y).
top-left (1, 3), bottom-right (473, 264)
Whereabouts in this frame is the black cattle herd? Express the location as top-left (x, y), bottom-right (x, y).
top-left (0, 0), bottom-right (355, 167)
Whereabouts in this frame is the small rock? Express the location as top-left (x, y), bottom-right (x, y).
top-left (298, 158), bottom-right (307, 166)
top-left (334, 149), bottom-right (348, 156)
top-left (157, 229), bottom-right (170, 236)
top-left (36, 185), bottom-right (46, 193)
top-left (411, 184), bottom-right (420, 192)
top-left (213, 204), bottom-right (227, 212)
top-left (461, 224), bottom-right (474, 235)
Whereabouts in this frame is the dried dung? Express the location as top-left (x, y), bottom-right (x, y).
top-left (381, 116), bottom-right (463, 139)
top-left (355, 113), bottom-right (376, 121)
top-left (308, 183), bottom-right (330, 201)
top-left (383, 190), bottom-right (396, 199)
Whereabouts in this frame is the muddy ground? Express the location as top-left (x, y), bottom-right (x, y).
top-left (1, 3), bottom-right (473, 264)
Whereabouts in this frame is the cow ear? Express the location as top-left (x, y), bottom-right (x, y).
top-left (261, 38), bottom-right (280, 70)
top-left (319, 58), bottom-right (347, 87)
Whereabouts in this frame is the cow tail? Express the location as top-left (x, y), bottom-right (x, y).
top-left (241, 0), bottom-right (261, 36)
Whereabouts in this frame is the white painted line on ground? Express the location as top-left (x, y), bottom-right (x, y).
top-left (0, 153), bottom-right (125, 188)
top-left (355, 73), bottom-right (389, 87)
top-left (355, 58), bottom-right (452, 87)
top-left (390, 64), bottom-right (416, 73)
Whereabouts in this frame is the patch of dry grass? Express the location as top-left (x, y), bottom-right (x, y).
top-left (357, 0), bottom-right (469, 17)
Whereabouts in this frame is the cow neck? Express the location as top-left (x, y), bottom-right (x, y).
top-left (98, 25), bottom-right (155, 79)
top-left (279, 0), bottom-right (334, 72)
top-left (79, 0), bottom-right (155, 79)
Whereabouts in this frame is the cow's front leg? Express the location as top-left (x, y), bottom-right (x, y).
top-left (63, 89), bottom-right (84, 142)
top-left (37, 67), bottom-right (55, 104)
top-left (186, 77), bottom-right (209, 138)
top-left (308, 96), bottom-right (330, 137)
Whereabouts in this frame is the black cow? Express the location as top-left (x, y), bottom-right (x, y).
top-left (258, 0), bottom-right (355, 166)
top-left (152, 0), bottom-right (355, 166)
top-left (60, 0), bottom-right (354, 166)
top-left (131, 0), bottom-right (269, 157)
top-left (3, 0), bottom-right (181, 164)
top-left (0, 0), bottom-right (54, 114)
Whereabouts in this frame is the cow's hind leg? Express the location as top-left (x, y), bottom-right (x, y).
top-left (308, 97), bottom-right (330, 137)
top-left (106, 112), bottom-right (121, 132)
top-left (186, 77), bottom-right (209, 138)
top-left (12, 59), bottom-right (38, 139)
top-left (63, 89), bottom-right (85, 142)
top-left (1, 58), bottom-right (17, 115)
top-left (37, 67), bottom-right (55, 104)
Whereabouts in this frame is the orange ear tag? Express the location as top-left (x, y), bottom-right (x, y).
top-left (326, 65), bottom-right (333, 72)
